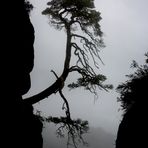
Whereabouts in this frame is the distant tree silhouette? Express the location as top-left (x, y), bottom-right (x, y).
top-left (116, 52), bottom-right (148, 148)
top-left (24, 0), bottom-right (112, 147)
top-left (116, 52), bottom-right (148, 113)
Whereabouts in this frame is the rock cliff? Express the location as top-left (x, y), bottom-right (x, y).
top-left (3, 1), bottom-right (43, 148)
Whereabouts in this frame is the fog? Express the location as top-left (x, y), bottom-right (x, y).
top-left (43, 124), bottom-right (115, 148)
top-left (24, 0), bottom-right (148, 147)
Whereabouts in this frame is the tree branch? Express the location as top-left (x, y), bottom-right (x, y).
top-left (24, 21), bottom-right (72, 105)
top-left (59, 89), bottom-right (71, 120)
top-left (24, 78), bottom-right (61, 104)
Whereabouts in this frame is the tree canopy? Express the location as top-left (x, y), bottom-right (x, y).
top-left (42, 0), bottom-right (103, 35)
top-left (116, 52), bottom-right (148, 113)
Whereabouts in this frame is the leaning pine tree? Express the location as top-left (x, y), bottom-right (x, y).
top-left (25, 0), bottom-right (112, 147)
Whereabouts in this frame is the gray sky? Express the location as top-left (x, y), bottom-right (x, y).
top-left (24, 0), bottom-right (148, 146)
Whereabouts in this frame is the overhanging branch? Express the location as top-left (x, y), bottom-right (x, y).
top-left (24, 78), bottom-right (61, 104)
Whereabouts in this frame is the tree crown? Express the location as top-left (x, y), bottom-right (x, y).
top-left (117, 52), bottom-right (148, 112)
top-left (42, 0), bottom-right (103, 37)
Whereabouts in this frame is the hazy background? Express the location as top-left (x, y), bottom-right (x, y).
top-left (24, 0), bottom-right (148, 147)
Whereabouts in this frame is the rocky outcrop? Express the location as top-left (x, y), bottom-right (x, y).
top-left (3, 1), bottom-right (43, 148)
top-left (116, 103), bottom-right (146, 148)
top-left (116, 75), bottom-right (148, 148)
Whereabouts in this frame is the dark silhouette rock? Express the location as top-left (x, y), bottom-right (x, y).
top-left (116, 75), bottom-right (148, 148)
top-left (2, 1), bottom-right (43, 148)
top-left (116, 103), bottom-right (147, 148)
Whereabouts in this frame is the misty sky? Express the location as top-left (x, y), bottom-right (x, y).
top-left (24, 0), bottom-right (148, 147)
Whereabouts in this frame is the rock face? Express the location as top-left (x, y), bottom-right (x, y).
top-left (116, 103), bottom-right (146, 148)
top-left (3, 1), bottom-right (43, 148)
top-left (116, 76), bottom-right (148, 148)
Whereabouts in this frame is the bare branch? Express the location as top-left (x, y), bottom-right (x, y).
top-left (72, 33), bottom-right (104, 65)
top-left (51, 70), bottom-right (59, 79)
top-left (59, 89), bottom-right (71, 120)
